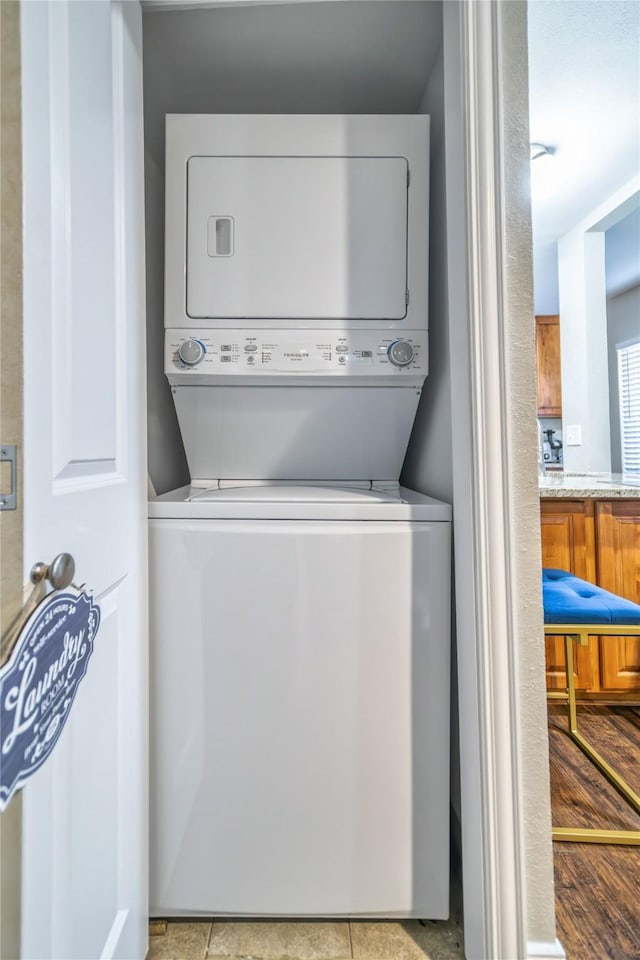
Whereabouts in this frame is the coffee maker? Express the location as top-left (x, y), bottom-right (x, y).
top-left (543, 428), bottom-right (563, 467)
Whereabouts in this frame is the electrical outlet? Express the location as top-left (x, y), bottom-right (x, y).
top-left (566, 424), bottom-right (582, 446)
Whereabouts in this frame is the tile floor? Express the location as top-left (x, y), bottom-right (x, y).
top-left (147, 918), bottom-right (464, 960)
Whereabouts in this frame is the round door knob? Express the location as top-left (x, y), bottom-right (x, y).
top-left (30, 553), bottom-right (76, 589)
top-left (388, 340), bottom-right (414, 367)
top-left (49, 553), bottom-right (76, 590)
top-left (178, 339), bottom-right (205, 366)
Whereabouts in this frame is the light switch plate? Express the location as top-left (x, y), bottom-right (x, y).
top-left (566, 424), bottom-right (582, 446)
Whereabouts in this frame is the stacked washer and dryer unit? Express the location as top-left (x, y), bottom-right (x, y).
top-left (150, 115), bottom-right (451, 919)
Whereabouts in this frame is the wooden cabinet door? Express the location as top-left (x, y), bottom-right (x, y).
top-left (536, 315), bottom-right (562, 417)
top-left (595, 501), bottom-right (640, 693)
top-left (540, 499), bottom-right (599, 692)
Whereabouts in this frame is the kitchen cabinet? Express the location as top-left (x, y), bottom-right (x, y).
top-left (541, 497), bottom-right (640, 699)
top-left (536, 315), bottom-right (562, 418)
top-left (595, 500), bottom-right (640, 692)
top-left (541, 499), bottom-right (599, 693)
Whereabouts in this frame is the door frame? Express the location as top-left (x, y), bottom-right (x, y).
top-left (446, 2), bottom-right (562, 958)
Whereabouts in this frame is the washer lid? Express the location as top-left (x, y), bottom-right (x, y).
top-left (149, 485), bottom-right (451, 521)
top-left (188, 485), bottom-right (401, 504)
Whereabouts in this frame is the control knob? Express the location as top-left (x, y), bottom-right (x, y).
top-left (388, 340), bottom-right (414, 367)
top-left (178, 339), bottom-right (205, 366)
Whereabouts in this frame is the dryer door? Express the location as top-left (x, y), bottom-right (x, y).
top-left (186, 156), bottom-right (408, 320)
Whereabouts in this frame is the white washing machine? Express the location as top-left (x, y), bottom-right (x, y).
top-left (149, 483), bottom-right (450, 917)
top-left (150, 115), bottom-right (451, 918)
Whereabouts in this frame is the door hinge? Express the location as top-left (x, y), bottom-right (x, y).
top-left (405, 290), bottom-right (410, 306)
top-left (407, 167), bottom-right (410, 187)
top-left (0, 444), bottom-right (17, 510)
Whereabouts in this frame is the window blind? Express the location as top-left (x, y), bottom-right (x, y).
top-left (617, 338), bottom-right (640, 475)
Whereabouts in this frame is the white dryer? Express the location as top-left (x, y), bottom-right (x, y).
top-left (150, 115), bottom-right (451, 919)
top-left (162, 114), bottom-right (431, 485)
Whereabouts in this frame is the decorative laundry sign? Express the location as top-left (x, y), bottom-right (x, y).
top-left (0, 589), bottom-right (100, 811)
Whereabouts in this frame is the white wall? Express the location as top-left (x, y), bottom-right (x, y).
top-left (556, 181), bottom-right (639, 475)
top-left (142, 0), bottom-right (442, 493)
top-left (558, 228), bottom-right (611, 473)
top-left (605, 206), bottom-right (640, 297)
top-left (535, 204), bottom-right (640, 475)
top-left (144, 151), bottom-right (190, 495)
top-left (402, 51), bottom-right (453, 504)
top-left (399, 38), bottom-right (462, 915)
top-left (533, 241), bottom-right (559, 314)
top-left (400, 38), bottom-right (460, 825)
top-left (608, 284), bottom-right (640, 472)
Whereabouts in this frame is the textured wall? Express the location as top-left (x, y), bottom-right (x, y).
top-left (0, 3), bottom-right (23, 956)
top-left (500, 1), bottom-right (558, 947)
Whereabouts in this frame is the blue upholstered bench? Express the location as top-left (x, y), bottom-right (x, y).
top-left (542, 568), bottom-right (640, 846)
top-left (543, 568), bottom-right (640, 626)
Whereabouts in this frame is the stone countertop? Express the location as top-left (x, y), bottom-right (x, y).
top-left (539, 473), bottom-right (640, 498)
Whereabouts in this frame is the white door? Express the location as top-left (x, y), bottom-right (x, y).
top-left (20, 2), bottom-right (147, 958)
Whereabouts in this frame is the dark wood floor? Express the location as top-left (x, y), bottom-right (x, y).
top-left (548, 705), bottom-right (640, 960)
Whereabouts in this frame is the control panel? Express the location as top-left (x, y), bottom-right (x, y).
top-left (166, 330), bottom-right (427, 380)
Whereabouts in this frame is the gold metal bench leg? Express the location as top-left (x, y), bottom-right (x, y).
top-left (564, 634), bottom-right (578, 735)
top-left (552, 828), bottom-right (640, 845)
top-left (551, 632), bottom-right (640, 845)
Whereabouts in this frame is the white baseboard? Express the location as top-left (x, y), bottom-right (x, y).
top-left (527, 939), bottom-right (566, 959)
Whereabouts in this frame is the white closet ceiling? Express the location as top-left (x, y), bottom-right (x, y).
top-left (142, 1), bottom-right (442, 161)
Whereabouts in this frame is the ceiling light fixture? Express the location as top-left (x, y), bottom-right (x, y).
top-left (530, 142), bottom-right (555, 161)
